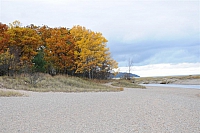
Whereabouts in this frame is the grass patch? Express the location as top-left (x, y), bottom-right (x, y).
top-left (111, 80), bottom-right (146, 89)
top-left (0, 74), bottom-right (121, 92)
top-left (0, 90), bottom-right (24, 97)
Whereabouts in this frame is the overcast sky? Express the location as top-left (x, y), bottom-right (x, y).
top-left (0, 0), bottom-right (199, 76)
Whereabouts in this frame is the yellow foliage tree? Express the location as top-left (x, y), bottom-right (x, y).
top-left (7, 21), bottom-right (42, 70)
top-left (71, 25), bottom-right (118, 79)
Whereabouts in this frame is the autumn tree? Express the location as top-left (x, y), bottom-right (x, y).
top-left (71, 25), bottom-right (118, 79)
top-left (37, 25), bottom-right (52, 47)
top-left (98, 51), bottom-right (118, 79)
top-left (0, 23), bottom-right (9, 53)
top-left (44, 27), bottom-right (75, 75)
top-left (0, 21), bottom-right (118, 79)
top-left (7, 21), bottom-right (42, 72)
top-left (0, 49), bottom-right (15, 76)
top-left (70, 25), bottom-right (99, 78)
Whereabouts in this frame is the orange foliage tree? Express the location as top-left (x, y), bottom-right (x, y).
top-left (0, 23), bottom-right (9, 53)
top-left (44, 27), bottom-right (75, 74)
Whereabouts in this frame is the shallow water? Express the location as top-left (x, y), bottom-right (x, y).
top-left (142, 84), bottom-right (200, 89)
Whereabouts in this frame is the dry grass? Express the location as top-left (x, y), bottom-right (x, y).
top-left (87, 78), bottom-right (113, 84)
top-left (118, 87), bottom-right (124, 91)
top-left (0, 74), bottom-right (121, 92)
top-left (0, 90), bottom-right (24, 97)
top-left (134, 75), bottom-right (200, 84)
top-left (111, 79), bottom-right (146, 89)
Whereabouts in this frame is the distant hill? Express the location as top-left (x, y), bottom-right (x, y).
top-left (114, 72), bottom-right (140, 79)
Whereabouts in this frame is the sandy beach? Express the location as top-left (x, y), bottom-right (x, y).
top-left (0, 85), bottom-right (199, 133)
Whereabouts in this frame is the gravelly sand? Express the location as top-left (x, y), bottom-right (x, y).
top-left (0, 87), bottom-right (200, 133)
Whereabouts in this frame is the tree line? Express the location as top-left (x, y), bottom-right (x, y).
top-left (0, 21), bottom-right (118, 79)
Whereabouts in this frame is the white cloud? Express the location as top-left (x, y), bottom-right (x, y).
top-left (1, 0), bottom-right (199, 67)
top-left (119, 63), bottom-right (200, 77)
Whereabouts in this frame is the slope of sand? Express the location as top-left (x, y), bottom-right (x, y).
top-left (0, 86), bottom-right (199, 133)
